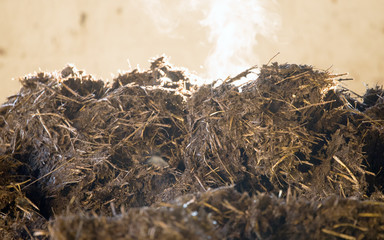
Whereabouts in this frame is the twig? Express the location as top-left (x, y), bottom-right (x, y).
top-left (35, 109), bottom-right (52, 139)
top-left (290, 100), bottom-right (336, 111)
top-left (358, 212), bottom-right (382, 218)
top-left (23, 157), bottom-right (76, 189)
top-left (272, 154), bottom-right (290, 173)
top-left (337, 78), bottom-right (354, 82)
top-left (61, 82), bottom-right (80, 97)
top-left (276, 71), bottom-right (310, 85)
top-left (322, 228), bottom-right (356, 240)
top-left (194, 175), bottom-right (206, 192)
top-left (225, 65), bottom-right (258, 84)
top-left (266, 52), bottom-right (280, 65)
top-left (333, 155), bottom-right (359, 186)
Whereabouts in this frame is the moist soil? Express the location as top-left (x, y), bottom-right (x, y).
top-left (0, 56), bottom-right (384, 239)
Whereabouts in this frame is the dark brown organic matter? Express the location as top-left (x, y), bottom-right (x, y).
top-left (0, 57), bottom-right (383, 239)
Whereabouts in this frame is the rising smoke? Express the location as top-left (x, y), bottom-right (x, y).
top-left (141, 0), bottom-right (281, 80)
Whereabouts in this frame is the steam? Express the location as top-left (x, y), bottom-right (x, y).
top-left (141, 0), bottom-right (281, 80)
top-left (201, 0), bottom-right (281, 79)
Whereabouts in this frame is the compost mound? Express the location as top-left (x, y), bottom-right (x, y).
top-left (0, 57), bottom-right (383, 239)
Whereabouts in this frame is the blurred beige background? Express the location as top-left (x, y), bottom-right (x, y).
top-left (1, 0), bottom-right (383, 102)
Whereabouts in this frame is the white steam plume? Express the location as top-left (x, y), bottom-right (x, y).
top-left (201, 0), bottom-right (281, 79)
top-left (141, 0), bottom-right (281, 80)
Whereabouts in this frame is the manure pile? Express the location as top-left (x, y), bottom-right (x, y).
top-left (0, 57), bottom-right (383, 239)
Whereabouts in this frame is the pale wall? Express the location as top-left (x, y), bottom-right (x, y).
top-left (0, 0), bottom-right (383, 102)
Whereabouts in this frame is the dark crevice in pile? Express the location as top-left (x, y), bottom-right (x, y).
top-left (0, 57), bottom-right (383, 239)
